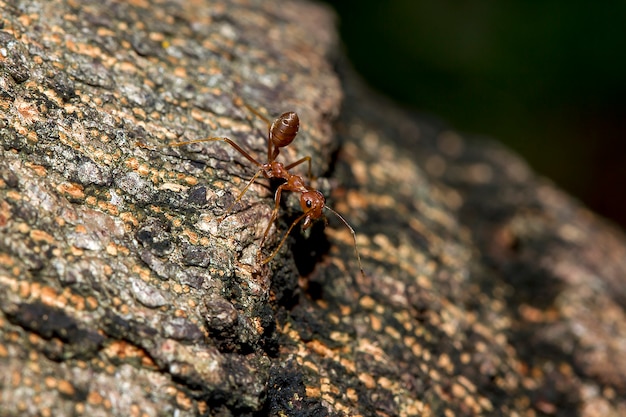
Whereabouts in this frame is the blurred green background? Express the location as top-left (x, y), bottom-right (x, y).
top-left (323, 1), bottom-right (626, 228)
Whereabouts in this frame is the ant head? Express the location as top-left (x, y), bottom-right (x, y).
top-left (270, 112), bottom-right (299, 149)
top-left (300, 190), bottom-right (325, 229)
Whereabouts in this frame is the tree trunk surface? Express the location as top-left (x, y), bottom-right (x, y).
top-left (1, 1), bottom-right (625, 416)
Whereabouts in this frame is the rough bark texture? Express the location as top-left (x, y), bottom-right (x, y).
top-left (1, 1), bottom-right (625, 416)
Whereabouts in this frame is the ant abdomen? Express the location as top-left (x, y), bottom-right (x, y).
top-left (270, 112), bottom-right (299, 148)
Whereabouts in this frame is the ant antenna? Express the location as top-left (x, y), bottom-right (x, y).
top-left (323, 205), bottom-right (365, 278)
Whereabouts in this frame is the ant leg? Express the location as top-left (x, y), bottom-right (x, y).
top-left (257, 183), bottom-right (287, 261)
top-left (241, 102), bottom-right (272, 128)
top-left (260, 212), bottom-right (307, 265)
top-left (238, 102), bottom-right (277, 164)
top-left (164, 137), bottom-right (265, 222)
top-left (167, 137), bottom-right (262, 168)
top-left (218, 169), bottom-right (263, 222)
top-left (285, 156), bottom-right (313, 181)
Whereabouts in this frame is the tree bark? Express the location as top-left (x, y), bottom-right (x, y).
top-left (1, 1), bottom-right (625, 416)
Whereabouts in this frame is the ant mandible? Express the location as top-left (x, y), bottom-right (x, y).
top-left (167, 101), bottom-right (364, 277)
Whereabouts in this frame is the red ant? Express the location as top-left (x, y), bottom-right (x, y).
top-left (165, 102), bottom-right (364, 276)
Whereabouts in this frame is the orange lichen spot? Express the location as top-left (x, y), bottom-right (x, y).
top-left (6, 190), bottom-right (22, 201)
top-left (464, 394), bottom-right (481, 414)
top-left (0, 344), bottom-right (8, 358)
top-left (359, 295), bottom-right (375, 310)
top-left (70, 246), bottom-right (84, 256)
top-left (17, 400), bottom-right (28, 411)
top-left (329, 331), bottom-right (350, 345)
top-left (27, 358), bottom-right (41, 374)
top-left (345, 387), bottom-right (358, 403)
top-left (27, 163), bottom-right (47, 177)
top-left (87, 390), bottom-right (104, 406)
top-left (105, 243), bottom-right (118, 256)
top-left (0, 208), bottom-right (8, 229)
top-left (73, 402), bottom-right (85, 414)
top-left (321, 392), bottom-right (336, 405)
top-left (116, 59), bottom-right (137, 73)
top-left (141, 354), bottom-right (157, 369)
top-left (175, 390), bottom-right (192, 410)
top-left (132, 265), bottom-right (151, 281)
top-left (103, 398), bottom-right (113, 410)
top-left (451, 382), bottom-right (466, 398)
top-left (40, 285), bottom-right (65, 308)
top-left (369, 314), bottom-right (382, 332)
top-left (130, 404), bottom-right (141, 417)
top-left (0, 253), bottom-right (15, 267)
top-left (378, 376), bottom-right (393, 390)
top-left (57, 182), bottom-right (86, 200)
top-left (518, 304), bottom-right (544, 323)
top-left (437, 353), bottom-right (454, 374)
top-left (134, 163), bottom-right (152, 178)
top-left (14, 97), bottom-right (41, 125)
top-left (100, 201), bottom-right (119, 216)
top-left (53, 378), bottom-right (74, 396)
top-left (174, 67), bottom-right (187, 78)
top-left (68, 293), bottom-right (85, 310)
top-left (104, 364), bottom-right (116, 375)
top-left (18, 280), bottom-right (31, 298)
top-left (28, 349), bottom-right (40, 362)
top-left (428, 368), bottom-right (440, 383)
top-left (85, 296), bottom-right (99, 310)
top-left (158, 182), bottom-right (187, 193)
top-left (164, 385), bottom-right (178, 397)
top-left (4, 328), bottom-right (18, 343)
top-left (182, 229), bottom-right (199, 244)
top-left (183, 176), bottom-right (198, 186)
top-left (119, 212), bottom-right (139, 227)
top-left (197, 401), bottom-right (208, 415)
top-left (384, 325), bottom-right (401, 340)
top-left (105, 340), bottom-right (139, 360)
top-left (190, 108), bottom-right (207, 123)
top-left (339, 357), bottom-right (356, 373)
top-left (305, 386), bottom-right (321, 398)
top-left (30, 229), bottom-right (55, 244)
top-left (12, 122), bottom-right (29, 137)
top-left (44, 376), bottom-right (57, 389)
top-left (456, 375), bottom-right (476, 394)
top-left (171, 283), bottom-right (183, 294)
top-left (303, 361), bottom-right (319, 373)
top-left (327, 313), bottom-right (340, 325)
top-left (358, 372), bottom-right (376, 389)
top-left (11, 370), bottom-right (21, 387)
top-left (96, 27), bottom-right (115, 37)
top-left (307, 339), bottom-right (333, 358)
top-left (75, 224), bottom-right (87, 234)
top-left (125, 157), bottom-right (140, 170)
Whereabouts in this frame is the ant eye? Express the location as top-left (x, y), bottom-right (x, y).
top-left (306, 199), bottom-right (312, 208)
